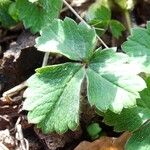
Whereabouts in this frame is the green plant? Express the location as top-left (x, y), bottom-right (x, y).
top-left (87, 123), bottom-right (102, 139)
top-left (23, 17), bottom-right (146, 133)
top-left (86, 4), bottom-right (125, 38)
top-left (0, 0), bottom-right (17, 27)
top-left (1, 0), bottom-right (150, 149)
top-left (16, 0), bottom-right (63, 33)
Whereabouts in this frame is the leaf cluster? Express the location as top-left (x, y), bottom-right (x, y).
top-left (23, 16), bottom-right (150, 149)
top-left (1, 0), bottom-right (150, 149)
top-left (86, 4), bottom-right (125, 38)
top-left (24, 18), bottom-right (148, 134)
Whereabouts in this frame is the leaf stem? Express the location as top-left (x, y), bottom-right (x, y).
top-left (63, 0), bottom-right (109, 49)
top-left (124, 10), bottom-right (132, 34)
top-left (42, 52), bottom-right (49, 66)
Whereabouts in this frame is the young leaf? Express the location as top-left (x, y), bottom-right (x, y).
top-left (110, 20), bottom-right (125, 38)
top-left (86, 49), bottom-right (146, 113)
top-left (86, 5), bottom-right (111, 22)
top-left (36, 18), bottom-right (97, 61)
top-left (16, 0), bottom-right (63, 33)
top-left (23, 63), bottom-right (85, 133)
top-left (125, 121), bottom-right (150, 150)
top-left (122, 22), bottom-right (150, 73)
top-left (86, 3), bottom-right (125, 38)
top-left (86, 5), bottom-right (111, 36)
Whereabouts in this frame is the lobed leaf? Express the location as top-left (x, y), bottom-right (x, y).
top-left (122, 22), bottom-right (150, 73)
top-left (36, 18), bottom-right (97, 61)
top-left (102, 77), bottom-right (150, 132)
top-left (103, 107), bottom-right (150, 132)
top-left (23, 63), bottom-right (85, 133)
top-left (86, 49), bottom-right (146, 113)
top-left (125, 121), bottom-right (150, 150)
top-left (16, 0), bottom-right (63, 33)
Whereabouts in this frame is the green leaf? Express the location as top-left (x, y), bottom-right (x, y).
top-left (114, 0), bottom-right (136, 10)
top-left (36, 18), bottom-right (97, 61)
top-left (87, 123), bottom-right (102, 139)
top-left (125, 121), bottom-right (150, 150)
top-left (103, 107), bottom-right (150, 132)
top-left (86, 5), bottom-right (111, 36)
top-left (122, 22), bottom-right (150, 73)
top-left (0, 0), bottom-right (16, 27)
top-left (8, 2), bottom-right (19, 22)
top-left (16, 0), bottom-right (63, 33)
top-left (86, 5), bottom-right (111, 22)
top-left (110, 20), bottom-right (125, 38)
top-left (86, 49), bottom-right (146, 113)
top-left (23, 63), bottom-right (85, 133)
top-left (102, 77), bottom-right (150, 132)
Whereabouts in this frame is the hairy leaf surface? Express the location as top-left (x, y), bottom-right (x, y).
top-left (23, 63), bottom-right (85, 133)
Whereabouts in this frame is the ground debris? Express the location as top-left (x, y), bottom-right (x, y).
top-left (74, 132), bottom-right (131, 150)
top-left (0, 31), bottom-right (44, 95)
top-left (0, 129), bottom-right (15, 150)
top-left (35, 128), bottom-right (82, 150)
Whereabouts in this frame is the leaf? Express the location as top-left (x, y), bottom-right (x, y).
top-left (122, 22), bottom-right (150, 73)
top-left (102, 76), bottom-right (150, 132)
top-left (8, 2), bottom-right (19, 21)
top-left (86, 2), bottom-right (125, 38)
top-left (103, 107), bottom-right (150, 132)
top-left (86, 4), bottom-right (111, 36)
top-left (86, 49), bottom-right (146, 113)
top-left (110, 20), bottom-right (125, 38)
top-left (86, 5), bottom-right (111, 22)
top-left (23, 63), bottom-right (85, 133)
top-left (114, 0), bottom-right (136, 10)
top-left (36, 18), bottom-right (97, 61)
top-left (125, 121), bottom-right (150, 150)
top-left (0, 0), bottom-right (16, 27)
top-left (16, 0), bottom-right (63, 33)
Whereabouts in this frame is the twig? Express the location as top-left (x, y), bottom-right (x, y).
top-left (2, 81), bottom-right (27, 100)
top-left (16, 124), bottom-right (27, 150)
top-left (63, 0), bottom-right (109, 48)
top-left (15, 117), bottom-right (29, 150)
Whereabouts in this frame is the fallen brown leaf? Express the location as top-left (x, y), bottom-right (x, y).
top-left (74, 132), bottom-right (131, 150)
